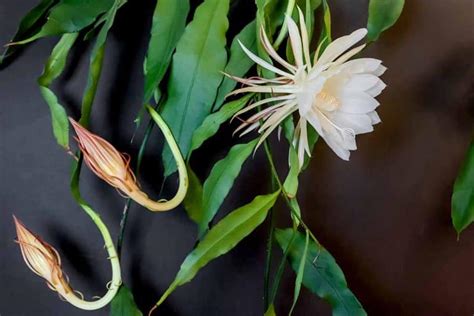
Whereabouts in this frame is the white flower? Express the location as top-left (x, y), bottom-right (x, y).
top-left (228, 9), bottom-right (386, 166)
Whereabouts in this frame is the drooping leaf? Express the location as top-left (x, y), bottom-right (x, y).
top-left (183, 164), bottom-right (203, 224)
top-left (110, 285), bottom-right (143, 316)
top-left (79, 0), bottom-right (123, 126)
top-left (143, 0), bottom-right (190, 104)
top-left (275, 228), bottom-right (367, 316)
top-left (213, 21), bottom-right (257, 111)
top-left (15, 0), bottom-right (115, 44)
top-left (190, 93), bottom-right (253, 155)
top-left (161, 0), bottom-right (230, 176)
top-left (367, 0), bottom-right (405, 42)
top-left (155, 191), bottom-right (280, 307)
top-left (452, 140), bottom-right (474, 235)
top-left (289, 229), bottom-right (309, 315)
top-left (37, 33), bottom-right (78, 148)
top-left (0, 0), bottom-right (57, 66)
top-left (198, 139), bottom-right (258, 237)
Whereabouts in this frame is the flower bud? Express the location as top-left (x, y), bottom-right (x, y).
top-left (13, 215), bottom-right (71, 296)
top-left (69, 117), bottom-right (188, 212)
top-left (69, 118), bottom-right (141, 196)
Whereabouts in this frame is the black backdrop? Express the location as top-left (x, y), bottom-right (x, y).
top-left (1, 1), bottom-right (473, 315)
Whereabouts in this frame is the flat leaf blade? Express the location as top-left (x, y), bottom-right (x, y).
top-left (161, 0), bottom-right (230, 176)
top-left (275, 228), bottom-right (367, 316)
top-left (199, 139), bottom-right (258, 236)
top-left (452, 140), bottom-right (474, 235)
top-left (367, 0), bottom-right (405, 42)
top-left (190, 93), bottom-right (253, 154)
top-left (38, 33), bottom-right (78, 148)
top-left (143, 0), bottom-right (190, 103)
top-left (110, 285), bottom-right (143, 316)
top-left (157, 191), bottom-right (280, 306)
top-left (19, 0), bottom-right (115, 43)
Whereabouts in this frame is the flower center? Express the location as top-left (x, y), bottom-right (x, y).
top-left (315, 91), bottom-right (340, 112)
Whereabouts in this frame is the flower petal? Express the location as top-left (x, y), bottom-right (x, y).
top-left (339, 91), bottom-right (380, 113)
top-left (316, 28), bottom-right (368, 66)
top-left (238, 40), bottom-right (293, 78)
top-left (286, 15), bottom-right (304, 69)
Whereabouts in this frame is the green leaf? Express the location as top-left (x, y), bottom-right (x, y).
top-left (143, 0), bottom-right (190, 103)
top-left (318, 0), bottom-right (332, 51)
top-left (183, 164), bottom-right (203, 224)
top-left (198, 139), bottom-right (258, 237)
top-left (160, 0), bottom-right (230, 176)
top-left (38, 33), bottom-right (78, 148)
top-left (452, 140), bottom-right (474, 235)
top-left (16, 0), bottom-right (115, 44)
top-left (0, 0), bottom-right (57, 66)
top-left (289, 229), bottom-right (309, 315)
top-left (155, 191), bottom-right (280, 307)
top-left (110, 285), bottom-right (143, 316)
top-left (275, 228), bottom-right (367, 316)
top-left (212, 21), bottom-right (257, 111)
top-left (79, 0), bottom-right (123, 126)
top-left (190, 93), bottom-right (253, 154)
top-left (367, 0), bottom-right (405, 42)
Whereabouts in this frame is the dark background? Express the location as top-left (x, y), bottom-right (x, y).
top-left (1, 0), bottom-right (473, 315)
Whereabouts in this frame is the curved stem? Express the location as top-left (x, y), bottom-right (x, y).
top-left (68, 160), bottom-right (122, 310)
top-left (129, 105), bottom-right (188, 212)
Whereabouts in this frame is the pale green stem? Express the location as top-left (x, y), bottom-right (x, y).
top-left (274, 0), bottom-right (296, 48)
top-left (62, 203), bottom-right (121, 310)
top-left (128, 105), bottom-right (188, 212)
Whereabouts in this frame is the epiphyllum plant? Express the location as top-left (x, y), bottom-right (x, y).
top-left (3, 0), bottom-right (410, 315)
top-left (230, 10), bottom-right (386, 165)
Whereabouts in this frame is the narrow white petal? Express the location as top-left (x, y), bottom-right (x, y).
top-left (229, 84), bottom-right (299, 96)
top-left (260, 27), bottom-right (297, 73)
top-left (234, 95), bottom-right (294, 118)
top-left (238, 40), bottom-right (293, 78)
top-left (286, 16), bottom-right (304, 68)
top-left (316, 28), bottom-right (368, 66)
top-left (333, 44), bottom-right (366, 66)
top-left (297, 8), bottom-right (312, 68)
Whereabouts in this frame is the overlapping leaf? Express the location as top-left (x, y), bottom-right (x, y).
top-left (37, 33), bottom-right (78, 148)
top-left (143, 0), bottom-right (190, 104)
top-left (16, 0), bottom-right (115, 44)
top-left (160, 0), bottom-right (230, 176)
top-left (276, 229), bottom-right (366, 316)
